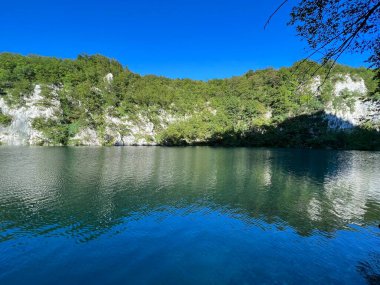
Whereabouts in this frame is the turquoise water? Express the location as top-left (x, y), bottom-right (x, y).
top-left (0, 147), bottom-right (380, 284)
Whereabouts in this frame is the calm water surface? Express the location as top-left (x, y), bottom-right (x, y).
top-left (0, 147), bottom-right (380, 284)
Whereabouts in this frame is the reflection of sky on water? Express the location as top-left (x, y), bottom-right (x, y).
top-left (324, 152), bottom-right (380, 223)
top-left (0, 147), bottom-right (379, 237)
top-left (0, 147), bottom-right (380, 284)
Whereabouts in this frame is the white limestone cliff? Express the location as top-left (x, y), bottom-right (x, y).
top-left (324, 74), bottom-right (380, 130)
top-left (0, 85), bottom-right (61, 145)
top-left (0, 73), bottom-right (379, 146)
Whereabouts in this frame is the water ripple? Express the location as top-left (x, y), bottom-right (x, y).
top-left (0, 147), bottom-right (379, 284)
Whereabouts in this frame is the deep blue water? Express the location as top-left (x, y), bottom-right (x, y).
top-left (0, 147), bottom-right (380, 284)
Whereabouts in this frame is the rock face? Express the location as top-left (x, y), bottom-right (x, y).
top-left (0, 85), bottom-right (61, 145)
top-left (0, 91), bottom-right (182, 146)
top-left (0, 75), bottom-right (187, 145)
top-left (103, 114), bottom-right (157, 146)
top-left (70, 128), bottom-right (101, 146)
top-left (101, 110), bottom-right (186, 146)
top-left (0, 74), bottom-right (379, 145)
top-left (326, 100), bottom-right (380, 130)
top-left (104, 73), bottom-right (113, 84)
top-left (333, 74), bottom-right (367, 96)
top-left (325, 75), bottom-right (380, 130)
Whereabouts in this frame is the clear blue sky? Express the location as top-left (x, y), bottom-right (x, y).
top-left (0, 0), bottom-right (369, 80)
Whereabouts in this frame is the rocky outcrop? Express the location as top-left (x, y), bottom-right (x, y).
top-left (0, 74), bottom-right (378, 146)
top-left (0, 90), bottom-right (184, 146)
top-left (324, 74), bottom-right (379, 130)
top-left (69, 128), bottom-right (101, 146)
top-left (326, 99), bottom-right (380, 130)
top-left (333, 74), bottom-right (367, 96)
top-left (0, 85), bottom-right (61, 145)
top-left (104, 73), bottom-right (113, 84)
top-left (103, 114), bottom-right (157, 146)
top-left (103, 110), bottom-right (187, 146)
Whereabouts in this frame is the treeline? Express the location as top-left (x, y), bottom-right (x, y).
top-left (0, 53), bottom-right (379, 149)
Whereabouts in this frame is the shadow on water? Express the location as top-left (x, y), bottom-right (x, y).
top-left (357, 253), bottom-right (380, 285)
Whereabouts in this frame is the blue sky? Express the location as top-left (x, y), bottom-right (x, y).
top-left (0, 0), bottom-right (369, 80)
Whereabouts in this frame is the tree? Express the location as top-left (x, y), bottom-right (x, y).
top-left (266, 0), bottom-right (380, 90)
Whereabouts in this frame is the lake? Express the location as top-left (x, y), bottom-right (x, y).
top-left (0, 147), bottom-right (379, 284)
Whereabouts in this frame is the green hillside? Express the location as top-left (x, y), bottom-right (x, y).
top-left (0, 53), bottom-right (379, 149)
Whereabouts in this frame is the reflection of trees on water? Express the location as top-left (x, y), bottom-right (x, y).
top-left (0, 147), bottom-right (380, 241)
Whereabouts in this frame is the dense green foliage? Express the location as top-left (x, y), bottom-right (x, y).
top-left (0, 110), bottom-right (12, 126)
top-left (0, 53), bottom-right (379, 149)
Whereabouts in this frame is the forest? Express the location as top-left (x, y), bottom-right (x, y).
top-left (0, 53), bottom-right (379, 149)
